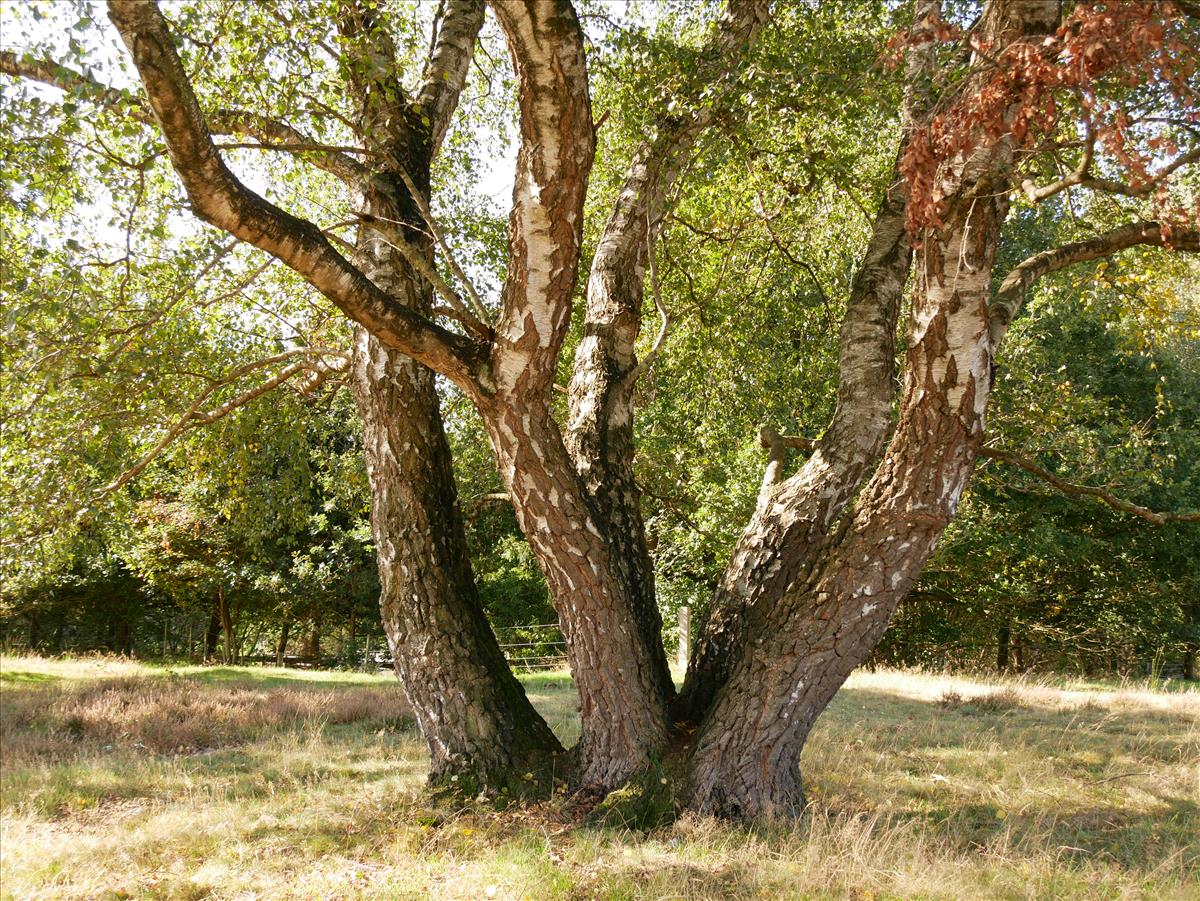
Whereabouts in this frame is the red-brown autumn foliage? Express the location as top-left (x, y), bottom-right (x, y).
top-left (892, 1), bottom-right (1199, 236)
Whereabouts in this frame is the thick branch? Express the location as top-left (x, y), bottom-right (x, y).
top-left (678, 152), bottom-right (915, 721)
top-left (756, 427), bottom-right (820, 505)
top-left (488, 0), bottom-right (595, 395)
top-left (0, 50), bottom-right (368, 185)
top-left (979, 447), bottom-right (1200, 524)
top-left (571, 0), bottom-right (770, 399)
top-left (558, 2), bottom-right (768, 701)
top-left (990, 222), bottom-right (1199, 345)
top-left (416, 0), bottom-right (487, 154)
top-left (756, 425), bottom-right (788, 506)
top-left (105, 0), bottom-right (483, 392)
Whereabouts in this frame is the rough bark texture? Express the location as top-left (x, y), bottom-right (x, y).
top-left (479, 403), bottom-right (672, 785)
top-left (683, 0), bottom-right (1060, 818)
top-left (685, 207), bottom-right (1006, 814)
top-left (565, 0), bottom-right (771, 709)
top-left (339, 0), bottom-right (562, 789)
top-left (110, 0), bottom-right (1167, 819)
top-left (678, 0), bottom-right (961, 724)
top-left (482, 0), bottom-right (673, 786)
top-left (352, 328), bottom-right (564, 787)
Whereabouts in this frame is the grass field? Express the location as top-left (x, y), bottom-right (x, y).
top-left (0, 655), bottom-right (1196, 900)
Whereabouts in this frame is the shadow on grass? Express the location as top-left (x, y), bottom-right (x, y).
top-left (822, 683), bottom-right (1193, 762)
top-left (4, 662), bottom-right (1195, 892)
top-left (808, 684), bottom-right (1199, 872)
top-left (172, 666), bottom-right (386, 690)
top-left (3, 724), bottom-right (429, 820)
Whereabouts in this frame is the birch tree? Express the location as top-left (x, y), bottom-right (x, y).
top-left (3, 0), bottom-right (1196, 817)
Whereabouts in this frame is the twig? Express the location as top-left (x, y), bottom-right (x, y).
top-left (1085, 771), bottom-right (1151, 786)
top-left (353, 211), bottom-right (490, 338)
top-left (395, 167), bottom-right (491, 324)
top-left (623, 221), bottom-right (672, 387)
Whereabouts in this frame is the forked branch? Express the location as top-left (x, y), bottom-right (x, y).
top-left (105, 0), bottom-right (483, 391)
top-left (1022, 140), bottom-right (1199, 203)
top-left (353, 211), bottom-right (491, 338)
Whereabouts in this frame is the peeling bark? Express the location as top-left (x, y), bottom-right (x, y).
top-left (352, 327), bottom-right (563, 788)
top-left (340, 0), bottom-right (562, 789)
top-left (482, 0), bottom-right (677, 786)
top-left (478, 403), bottom-right (671, 785)
top-left (564, 0), bottom-right (771, 705)
top-left (684, 0), bottom-right (1060, 818)
top-left (107, 0), bottom-right (1170, 820)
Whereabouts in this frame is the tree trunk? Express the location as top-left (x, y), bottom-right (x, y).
top-left (352, 327), bottom-right (565, 789)
top-left (219, 586), bottom-right (234, 664)
top-left (680, 0), bottom-right (1059, 818)
top-left (303, 616), bottom-right (320, 661)
top-left (276, 618), bottom-right (291, 667)
top-left (478, 399), bottom-right (672, 786)
top-left (331, 0), bottom-right (563, 791)
top-left (686, 198), bottom-right (1004, 814)
top-left (203, 601), bottom-right (221, 662)
top-left (997, 621), bottom-right (1011, 671)
top-left (104, 0), bottom-right (1095, 820)
top-left (565, 0), bottom-right (770, 712)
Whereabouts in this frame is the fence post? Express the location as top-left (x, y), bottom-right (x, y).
top-left (677, 606), bottom-right (691, 673)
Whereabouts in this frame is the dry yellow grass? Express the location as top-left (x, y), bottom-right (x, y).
top-left (1, 655), bottom-right (1196, 900)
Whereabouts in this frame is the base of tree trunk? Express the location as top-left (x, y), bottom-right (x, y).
top-left (426, 729), bottom-right (568, 802)
top-left (686, 757), bottom-right (806, 820)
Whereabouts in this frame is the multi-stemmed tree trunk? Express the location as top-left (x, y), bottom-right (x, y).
top-left (680, 0), bottom-right (1061, 816)
top-left (93, 0), bottom-right (1198, 817)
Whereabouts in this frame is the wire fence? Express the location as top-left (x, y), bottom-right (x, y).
top-left (493, 622), bottom-right (568, 670)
